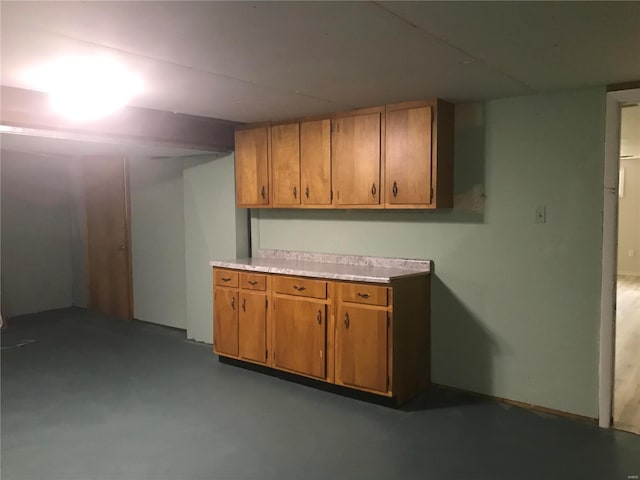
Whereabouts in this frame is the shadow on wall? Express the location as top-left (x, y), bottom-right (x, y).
top-left (403, 275), bottom-right (500, 411)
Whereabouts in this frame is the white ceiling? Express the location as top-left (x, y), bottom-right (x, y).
top-left (1, 1), bottom-right (639, 124)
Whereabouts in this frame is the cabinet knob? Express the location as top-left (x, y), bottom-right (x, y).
top-left (221, 277), bottom-right (232, 282)
top-left (371, 182), bottom-right (377, 197)
top-left (317, 310), bottom-right (322, 325)
top-left (247, 280), bottom-right (258, 286)
top-left (231, 297), bottom-right (235, 310)
top-left (305, 186), bottom-right (310, 199)
top-left (344, 312), bottom-right (350, 329)
top-left (392, 181), bottom-right (398, 198)
top-left (242, 298), bottom-right (246, 312)
top-left (293, 285), bottom-right (306, 292)
top-left (261, 185), bottom-right (266, 199)
top-left (293, 186), bottom-right (297, 199)
top-left (357, 292), bottom-right (370, 299)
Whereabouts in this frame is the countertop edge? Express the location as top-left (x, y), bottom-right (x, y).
top-left (208, 260), bottom-right (430, 283)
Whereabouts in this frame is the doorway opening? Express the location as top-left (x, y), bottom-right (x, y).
top-left (600, 87), bottom-right (640, 432)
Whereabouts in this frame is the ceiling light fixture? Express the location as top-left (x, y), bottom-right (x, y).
top-left (27, 56), bottom-right (142, 122)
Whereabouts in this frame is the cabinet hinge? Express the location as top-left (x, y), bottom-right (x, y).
top-left (430, 186), bottom-right (434, 202)
top-left (265, 298), bottom-right (268, 309)
top-left (387, 375), bottom-right (390, 390)
top-left (265, 349), bottom-right (268, 359)
top-left (387, 312), bottom-right (390, 328)
top-left (330, 190), bottom-right (334, 202)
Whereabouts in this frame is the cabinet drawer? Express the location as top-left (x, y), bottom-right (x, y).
top-left (214, 269), bottom-right (239, 287)
top-left (240, 272), bottom-right (267, 291)
top-left (339, 283), bottom-right (388, 306)
top-left (273, 276), bottom-right (327, 299)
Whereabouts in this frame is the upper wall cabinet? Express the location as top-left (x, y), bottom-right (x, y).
top-left (300, 119), bottom-right (332, 206)
top-left (385, 100), bottom-right (454, 209)
top-left (332, 109), bottom-right (382, 207)
top-left (233, 98), bottom-right (454, 210)
top-left (235, 126), bottom-right (270, 207)
top-left (271, 123), bottom-right (300, 207)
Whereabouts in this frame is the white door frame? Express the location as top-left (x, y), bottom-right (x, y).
top-left (599, 88), bottom-right (640, 428)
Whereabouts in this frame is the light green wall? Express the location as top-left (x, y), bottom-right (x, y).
top-left (254, 88), bottom-right (606, 417)
top-left (184, 153), bottom-right (249, 343)
top-left (1, 151), bottom-right (74, 317)
top-left (130, 157), bottom-right (187, 329)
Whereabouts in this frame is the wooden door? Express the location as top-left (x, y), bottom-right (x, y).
top-left (235, 127), bottom-right (270, 206)
top-left (83, 156), bottom-right (133, 319)
top-left (337, 306), bottom-right (388, 392)
top-left (213, 288), bottom-right (239, 357)
top-left (332, 113), bottom-right (381, 206)
top-left (273, 297), bottom-right (326, 378)
top-left (386, 106), bottom-right (432, 205)
top-left (300, 119), bottom-right (332, 205)
top-left (239, 291), bottom-right (267, 363)
top-left (271, 123), bottom-right (300, 206)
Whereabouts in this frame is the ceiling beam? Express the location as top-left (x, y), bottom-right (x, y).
top-left (1, 86), bottom-right (238, 152)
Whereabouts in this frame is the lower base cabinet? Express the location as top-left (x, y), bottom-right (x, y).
top-left (213, 269), bottom-right (430, 405)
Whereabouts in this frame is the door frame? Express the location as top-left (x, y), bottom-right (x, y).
top-left (599, 87), bottom-right (640, 428)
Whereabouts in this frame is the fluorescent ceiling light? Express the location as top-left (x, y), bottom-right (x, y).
top-left (27, 56), bottom-right (142, 121)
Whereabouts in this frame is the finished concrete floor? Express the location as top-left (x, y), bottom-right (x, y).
top-left (2, 308), bottom-right (639, 480)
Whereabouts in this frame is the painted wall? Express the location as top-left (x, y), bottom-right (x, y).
top-left (184, 153), bottom-right (249, 343)
top-left (618, 158), bottom-right (640, 275)
top-left (0, 150), bottom-right (74, 317)
top-left (254, 88), bottom-right (606, 417)
top-left (129, 157), bottom-right (187, 329)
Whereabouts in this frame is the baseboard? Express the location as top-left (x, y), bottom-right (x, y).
top-left (433, 383), bottom-right (598, 425)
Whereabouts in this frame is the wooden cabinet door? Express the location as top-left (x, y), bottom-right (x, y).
top-left (273, 297), bottom-right (326, 379)
top-left (332, 113), bottom-right (381, 206)
top-left (300, 119), bottom-right (331, 205)
top-left (386, 106), bottom-right (432, 206)
top-left (336, 306), bottom-right (388, 393)
top-left (271, 123), bottom-right (300, 206)
top-left (239, 291), bottom-right (267, 364)
top-left (213, 288), bottom-right (239, 357)
top-left (235, 127), bottom-right (270, 206)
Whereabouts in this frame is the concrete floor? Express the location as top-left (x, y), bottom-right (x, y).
top-left (2, 308), bottom-right (639, 480)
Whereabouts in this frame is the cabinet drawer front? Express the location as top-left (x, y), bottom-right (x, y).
top-left (214, 269), bottom-right (239, 287)
top-left (340, 283), bottom-right (388, 306)
top-left (240, 273), bottom-right (267, 291)
top-left (273, 276), bottom-right (327, 299)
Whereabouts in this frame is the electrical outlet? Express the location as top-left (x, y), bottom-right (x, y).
top-left (629, 249), bottom-right (636, 257)
top-left (535, 205), bottom-right (546, 224)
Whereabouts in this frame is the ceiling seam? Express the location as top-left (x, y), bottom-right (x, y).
top-left (371, 1), bottom-right (537, 94)
top-left (6, 22), bottom-right (355, 113)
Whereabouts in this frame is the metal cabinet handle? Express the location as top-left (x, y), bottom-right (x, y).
top-left (317, 310), bottom-right (322, 325)
top-left (392, 181), bottom-right (398, 198)
top-left (305, 186), bottom-right (310, 198)
top-left (293, 186), bottom-right (297, 199)
top-left (261, 185), bottom-right (266, 199)
top-left (221, 277), bottom-right (232, 282)
top-left (231, 297), bottom-right (235, 310)
top-left (248, 280), bottom-right (258, 286)
top-left (242, 298), bottom-right (246, 312)
top-left (293, 285), bottom-right (306, 292)
top-left (371, 182), bottom-right (377, 197)
top-left (357, 292), bottom-right (370, 299)
top-left (344, 312), bottom-right (350, 329)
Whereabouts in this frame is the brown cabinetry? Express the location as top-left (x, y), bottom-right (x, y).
top-left (213, 269), bottom-right (269, 365)
top-left (235, 126), bottom-right (270, 207)
top-left (212, 268), bottom-right (430, 405)
top-left (271, 123), bottom-right (300, 207)
top-left (233, 98), bottom-right (453, 210)
top-left (332, 111), bottom-right (382, 206)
